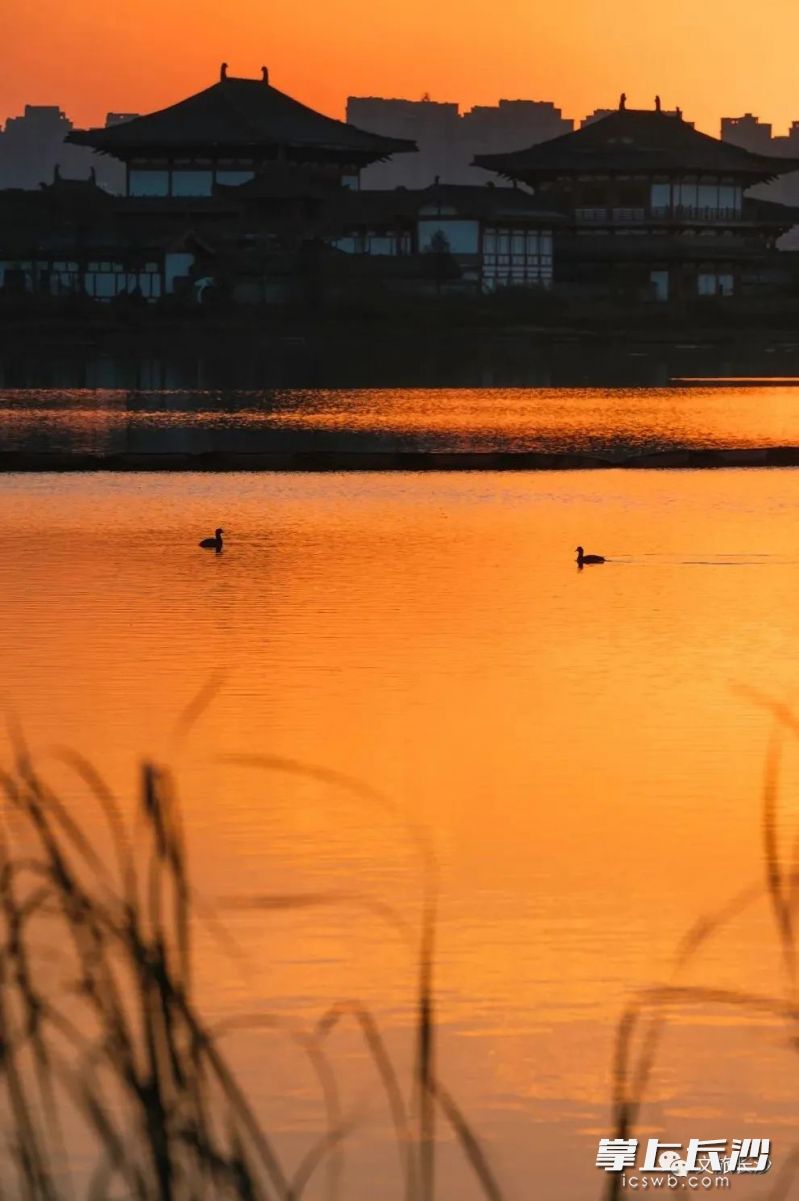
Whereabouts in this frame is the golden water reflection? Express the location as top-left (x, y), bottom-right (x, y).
top-left (1, 468), bottom-right (798, 1198)
top-left (6, 384), bottom-right (799, 456)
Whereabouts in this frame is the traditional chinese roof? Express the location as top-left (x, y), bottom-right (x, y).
top-left (67, 72), bottom-right (416, 167)
top-left (475, 109), bottom-right (799, 181)
top-left (0, 187), bottom-right (154, 255)
top-left (743, 196), bottom-right (799, 226)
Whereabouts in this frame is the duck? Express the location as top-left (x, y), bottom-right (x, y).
top-left (576, 545), bottom-right (605, 566)
top-left (199, 528), bottom-right (224, 551)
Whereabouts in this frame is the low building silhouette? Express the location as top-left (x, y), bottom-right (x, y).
top-left (68, 65), bottom-right (415, 195)
top-left (0, 172), bottom-right (203, 300)
top-left (476, 100), bottom-right (799, 300)
top-left (7, 73), bottom-right (799, 308)
top-left (0, 169), bottom-right (563, 304)
top-left (1, 66), bottom-right (438, 304)
top-left (326, 183), bottom-right (562, 293)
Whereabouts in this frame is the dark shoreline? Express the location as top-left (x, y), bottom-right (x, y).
top-left (1, 446), bottom-right (797, 472)
top-left (6, 297), bottom-right (799, 389)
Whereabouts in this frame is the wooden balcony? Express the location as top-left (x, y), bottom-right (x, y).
top-left (574, 205), bottom-right (745, 225)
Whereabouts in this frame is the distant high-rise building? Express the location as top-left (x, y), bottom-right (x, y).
top-left (347, 95), bottom-right (573, 188)
top-left (0, 105), bottom-right (134, 192)
top-left (580, 109), bottom-right (615, 127)
top-left (721, 113), bottom-right (774, 154)
top-left (773, 121), bottom-right (799, 155)
top-left (721, 112), bottom-right (799, 247)
top-left (463, 100), bottom-right (572, 183)
top-left (0, 106), bottom-right (72, 188)
top-left (346, 97), bottom-right (460, 188)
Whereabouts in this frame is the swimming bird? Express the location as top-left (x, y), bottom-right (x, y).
top-left (576, 545), bottom-right (605, 566)
top-left (199, 528), bottom-right (224, 551)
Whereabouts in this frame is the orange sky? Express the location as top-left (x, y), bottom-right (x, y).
top-left (3, 0), bottom-right (799, 136)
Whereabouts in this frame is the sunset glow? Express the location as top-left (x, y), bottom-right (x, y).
top-left (3, 464), bottom-right (799, 1196)
top-left (4, 0), bottom-right (799, 135)
top-left (5, 0), bottom-right (799, 1182)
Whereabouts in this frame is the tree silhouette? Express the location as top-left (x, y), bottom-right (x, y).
top-left (423, 230), bottom-right (460, 293)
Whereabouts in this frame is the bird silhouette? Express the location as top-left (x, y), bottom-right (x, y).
top-left (200, 528), bottom-right (224, 552)
top-left (576, 545), bottom-right (605, 567)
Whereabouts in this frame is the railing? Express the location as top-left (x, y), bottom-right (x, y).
top-left (575, 206), bottom-right (744, 224)
top-left (652, 205), bottom-right (742, 220)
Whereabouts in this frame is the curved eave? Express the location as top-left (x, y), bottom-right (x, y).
top-left (66, 130), bottom-right (416, 162)
top-left (473, 155), bottom-right (799, 182)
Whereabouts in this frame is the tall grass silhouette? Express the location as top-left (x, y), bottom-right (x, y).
top-left (0, 726), bottom-right (504, 1201)
top-left (605, 688), bottom-right (799, 1201)
top-left (7, 690), bottom-right (796, 1201)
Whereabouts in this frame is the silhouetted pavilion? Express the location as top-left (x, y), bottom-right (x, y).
top-left (67, 66), bottom-right (416, 197)
top-left (474, 104), bottom-right (799, 299)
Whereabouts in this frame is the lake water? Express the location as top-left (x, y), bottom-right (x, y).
top-left (5, 382), bottom-right (799, 458)
top-left (2, 388), bottom-right (799, 1198)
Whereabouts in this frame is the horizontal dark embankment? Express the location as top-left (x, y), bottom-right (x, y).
top-left (0, 447), bottom-right (798, 472)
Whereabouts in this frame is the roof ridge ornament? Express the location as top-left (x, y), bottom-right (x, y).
top-left (261, 66), bottom-right (269, 84)
top-left (65, 72), bottom-right (418, 165)
top-left (619, 92), bottom-right (626, 111)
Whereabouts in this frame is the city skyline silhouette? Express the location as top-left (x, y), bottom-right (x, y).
top-left (3, 0), bottom-right (799, 137)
